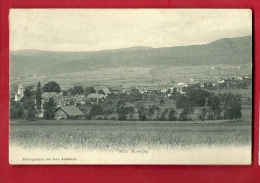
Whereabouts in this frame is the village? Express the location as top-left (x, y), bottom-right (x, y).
top-left (10, 73), bottom-right (252, 122)
top-left (7, 9), bottom-right (253, 169)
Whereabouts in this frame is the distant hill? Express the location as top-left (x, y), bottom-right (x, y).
top-left (10, 36), bottom-right (252, 76)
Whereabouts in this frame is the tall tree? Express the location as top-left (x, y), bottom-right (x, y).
top-left (168, 109), bottom-right (177, 121)
top-left (179, 105), bottom-right (194, 121)
top-left (209, 95), bottom-right (222, 119)
top-left (68, 85), bottom-right (84, 95)
top-left (127, 106), bottom-right (135, 120)
top-left (231, 94), bottom-right (242, 121)
top-left (117, 106), bottom-right (128, 121)
top-left (84, 86), bottom-right (95, 96)
top-left (23, 85), bottom-right (34, 98)
top-left (10, 101), bottom-right (24, 119)
top-left (149, 94), bottom-right (157, 102)
top-left (25, 107), bottom-right (36, 121)
top-left (223, 93), bottom-right (242, 121)
top-left (35, 82), bottom-right (42, 112)
top-left (97, 90), bottom-right (105, 95)
top-left (148, 105), bottom-right (155, 120)
top-left (129, 89), bottom-right (142, 101)
top-left (116, 99), bottom-right (126, 112)
top-left (42, 81), bottom-right (61, 93)
top-left (160, 108), bottom-right (169, 120)
top-left (89, 104), bottom-right (103, 118)
top-left (159, 98), bottom-right (164, 106)
top-left (138, 105), bottom-right (147, 121)
top-left (187, 89), bottom-right (210, 107)
top-left (176, 94), bottom-right (189, 109)
top-left (43, 97), bottom-right (55, 120)
top-left (198, 108), bottom-right (208, 121)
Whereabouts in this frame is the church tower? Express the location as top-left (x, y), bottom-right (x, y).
top-left (15, 83), bottom-right (24, 101)
top-left (18, 83), bottom-right (24, 96)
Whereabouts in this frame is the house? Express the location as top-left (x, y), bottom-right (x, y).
top-left (58, 95), bottom-right (86, 106)
top-left (55, 105), bottom-right (85, 120)
top-left (218, 79), bottom-right (226, 84)
top-left (143, 86), bottom-right (161, 94)
top-left (176, 82), bottom-right (188, 93)
top-left (52, 95), bottom-right (75, 107)
top-left (161, 87), bottom-right (167, 94)
top-left (94, 86), bottom-right (110, 95)
top-left (134, 86), bottom-right (144, 94)
top-left (124, 86), bottom-right (143, 95)
top-left (108, 86), bottom-right (122, 94)
top-left (52, 95), bottom-right (63, 107)
top-left (102, 87), bottom-right (110, 95)
top-left (86, 93), bottom-right (105, 103)
top-left (41, 92), bottom-right (62, 106)
top-left (233, 76), bottom-right (243, 81)
top-left (176, 82), bottom-right (188, 87)
top-left (244, 75), bottom-right (252, 80)
top-left (187, 81), bottom-right (200, 87)
top-left (158, 85), bottom-right (174, 96)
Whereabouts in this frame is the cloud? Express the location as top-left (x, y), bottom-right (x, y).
top-left (10, 9), bottom-right (252, 51)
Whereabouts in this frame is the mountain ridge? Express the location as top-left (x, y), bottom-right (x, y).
top-left (10, 36), bottom-right (252, 76)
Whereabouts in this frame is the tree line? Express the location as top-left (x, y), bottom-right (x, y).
top-left (85, 88), bottom-right (242, 121)
top-left (10, 81), bottom-right (243, 122)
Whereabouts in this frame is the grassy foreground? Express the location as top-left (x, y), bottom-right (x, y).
top-left (10, 120), bottom-right (251, 151)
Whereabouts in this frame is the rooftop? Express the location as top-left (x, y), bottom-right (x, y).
top-left (42, 92), bottom-right (60, 99)
top-left (86, 93), bottom-right (105, 99)
top-left (58, 105), bottom-right (85, 116)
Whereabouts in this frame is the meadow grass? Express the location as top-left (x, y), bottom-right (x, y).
top-left (10, 120), bottom-right (251, 152)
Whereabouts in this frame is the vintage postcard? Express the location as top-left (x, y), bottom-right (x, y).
top-left (9, 9), bottom-right (252, 164)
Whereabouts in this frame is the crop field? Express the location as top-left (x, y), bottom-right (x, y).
top-left (10, 120), bottom-right (251, 152)
top-left (10, 64), bottom-right (252, 91)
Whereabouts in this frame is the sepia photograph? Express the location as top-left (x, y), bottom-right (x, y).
top-left (9, 9), bottom-right (252, 164)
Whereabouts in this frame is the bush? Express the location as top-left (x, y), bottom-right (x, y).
top-left (109, 116), bottom-right (117, 120)
top-left (207, 112), bottom-right (214, 120)
top-left (138, 105), bottom-right (147, 121)
top-left (94, 115), bottom-right (104, 120)
top-left (25, 107), bottom-right (36, 121)
top-left (89, 104), bottom-right (103, 118)
top-left (85, 114), bottom-right (91, 120)
top-left (198, 108), bottom-right (208, 121)
top-left (168, 109), bottom-right (177, 121)
top-left (139, 114), bottom-right (147, 121)
top-left (10, 102), bottom-right (24, 119)
top-left (179, 106), bottom-right (194, 121)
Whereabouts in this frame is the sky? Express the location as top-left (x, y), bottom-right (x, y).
top-left (9, 9), bottom-right (252, 52)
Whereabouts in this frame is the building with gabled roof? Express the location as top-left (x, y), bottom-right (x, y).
top-left (86, 93), bottom-right (105, 103)
top-left (187, 81), bottom-right (200, 87)
top-left (176, 82), bottom-right (188, 93)
top-left (94, 86), bottom-right (110, 95)
top-left (176, 82), bottom-right (188, 87)
top-left (143, 86), bottom-right (162, 94)
top-left (42, 92), bottom-right (59, 100)
top-left (54, 105), bottom-right (85, 119)
top-left (108, 86), bottom-right (122, 94)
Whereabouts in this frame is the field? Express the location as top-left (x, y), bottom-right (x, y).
top-left (9, 63), bottom-right (252, 164)
top-left (10, 64), bottom-right (252, 91)
top-left (10, 120), bottom-right (251, 151)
